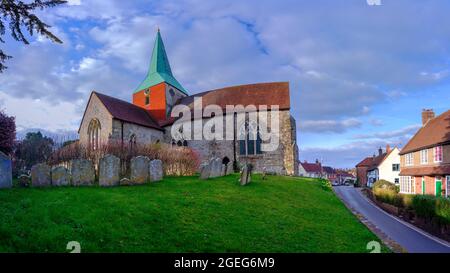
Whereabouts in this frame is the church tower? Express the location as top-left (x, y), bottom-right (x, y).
top-left (133, 29), bottom-right (188, 122)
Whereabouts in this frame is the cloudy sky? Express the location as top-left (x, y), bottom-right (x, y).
top-left (1, 0), bottom-right (449, 168)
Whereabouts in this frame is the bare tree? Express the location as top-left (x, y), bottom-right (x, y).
top-left (0, 0), bottom-right (67, 72)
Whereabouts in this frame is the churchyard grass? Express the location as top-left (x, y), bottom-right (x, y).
top-left (0, 174), bottom-right (387, 252)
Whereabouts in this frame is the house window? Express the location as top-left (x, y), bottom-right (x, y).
top-left (420, 149), bottom-right (428, 164)
top-left (400, 176), bottom-right (415, 194)
top-left (434, 146), bottom-right (443, 162)
top-left (395, 178), bottom-right (399, 184)
top-left (88, 119), bottom-right (101, 150)
top-left (405, 153), bottom-right (414, 166)
top-left (239, 121), bottom-right (262, 156)
top-left (392, 164), bottom-right (400, 171)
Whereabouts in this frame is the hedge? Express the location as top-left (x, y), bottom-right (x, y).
top-left (412, 195), bottom-right (450, 224)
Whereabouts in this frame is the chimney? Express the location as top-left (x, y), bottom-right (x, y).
top-left (378, 147), bottom-right (383, 156)
top-left (422, 109), bottom-right (435, 126)
top-left (386, 144), bottom-right (391, 153)
top-left (315, 159), bottom-right (319, 164)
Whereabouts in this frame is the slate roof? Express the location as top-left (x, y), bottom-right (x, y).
top-left (400, 110), bottom-right (450, 155)
top-left (322, 166), bottom-right (335, 174)
top-left (93, 92), bottom-right (163, 131)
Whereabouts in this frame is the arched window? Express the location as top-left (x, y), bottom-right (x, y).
top-left (88, 119), bottom-right (101, 150)
top-left (129, 134), bottom-right (137, 152)
top-left (238, 120), bottom-right (262, 156)
top-left (144, 89), bottom-right (150, 105)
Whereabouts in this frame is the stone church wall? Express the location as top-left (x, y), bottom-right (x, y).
top-left (79, 94), bottom-right (114, 147)
top-left (111, 120), bottom-right (164, 145)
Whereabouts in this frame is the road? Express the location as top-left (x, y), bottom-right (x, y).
top-left (334, 186), bottom-right (450, 253)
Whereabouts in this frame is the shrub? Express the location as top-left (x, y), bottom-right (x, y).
top-left (373, 187), bottom-right (403, 207)
top-left (372, 179), bottom-right (398, 193)
top-left (435, 198), bottom-right (450, 224)
top-left (400, 194), bottom-right (414, 209)
top-left (320, 179), bottom-right (332, 191)
top-left (48, 140), bottom-right (200, 177)
top-left (412, 195), bottom-right (436, 221)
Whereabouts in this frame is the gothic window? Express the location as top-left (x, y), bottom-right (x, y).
top-left (239, 120), bottom-right (262, 156)
top-left (88, 119), bottom-right (101, 150)
top-left (144, 89), bottom-right (150, 105)
top-left (129, 134), bottom-right (137, 152)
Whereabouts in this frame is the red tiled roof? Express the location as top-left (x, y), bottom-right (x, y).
top-left (400, 165), bottom-right (450, 176)
top-left (93, 92), bottom-right (163, 131)
top-left (368, 153), bottom-right (387, 171)
top-left (400, 110), bottom-right (450, 155)
top-left (300, 162), bottom-right (322, 173)
top-left (356, 157), bottom-right (373, 167)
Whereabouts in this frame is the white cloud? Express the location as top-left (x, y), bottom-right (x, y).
top-left (300, 118), bottom-right (362, 133)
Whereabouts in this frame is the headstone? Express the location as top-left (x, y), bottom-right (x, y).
top-left (99, 154), bottom-right (120, 187)
top-left (119, 178), bottom-right (133, 186)
top-left (71, 159), bottom-right (95, 186)
top-left (17, 174), bottom-right (31, 188)
top-left (226, 162), bottom-right (233, 175)
top-left (51, 166), bottom-right (70, 186)
top-left (221, 164), bottom-right (226, 176)
top-left (209, 158), bottom-right (222, 178)
top-left (149, 159), bottom-right (163, 182)
top-left (261, 167), bottom-right (267, 180)
top-left (240, 164), bottom-right (252, 186)
top-left (0, 152), bottom-right (12, 189)
top-left (130, 156), bottom-right (149, 184)
top-left (199, 163), bottom-right (211, 180)
top-left (31, 163), bottom-right (51, 187)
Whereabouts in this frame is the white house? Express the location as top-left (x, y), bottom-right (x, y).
top-left (367, 145), bottom-right (401, 187)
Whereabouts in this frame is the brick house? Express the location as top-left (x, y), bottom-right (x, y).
top-left (399, 109), bottom-right (450, 197)
top-left (356, 157), bottom-right (372, 187)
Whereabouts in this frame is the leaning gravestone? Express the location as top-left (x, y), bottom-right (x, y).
top-left (31, 163), bottom-right (51, 187)
top-left (51, 166), bottom-right (70, 186)
top-left (130, 156), bottom-right (149, 184)
top-left (71, 159), bottom-right (95, 186)
top-left (221, 164), bottom-right (226, 176)
top-left (99, 154), bottom-right (120, 187)
top-left (18, 174), bottom-right (31, 188)
top-left (199, 163), bottom-right (211, 180)
top-left (0, 152), bottom-right (12, 189)
top-left (149, 159), bottom-right (163, 182)
top-left (240, 164), bottom-right (252, 186)
top-left (226, 162), bottom-right (233, 175)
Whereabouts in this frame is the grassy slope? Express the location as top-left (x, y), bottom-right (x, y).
top-left (0, 175), bottom-right (384, 253)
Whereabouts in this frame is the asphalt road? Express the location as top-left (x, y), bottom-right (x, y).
top-left (334, 186), bottom-right (450, 253)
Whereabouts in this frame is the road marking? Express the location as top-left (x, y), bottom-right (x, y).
top-left (354, 188), bottom-right (450, 249)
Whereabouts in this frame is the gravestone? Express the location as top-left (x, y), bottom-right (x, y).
top-left (240, 164), bottom-right (253, 186)
top-left (31, 163), bottom-right (51, 187)
top-left (17, 174), bottom-right (31, 188)
top-left (71, 159), bottom-right (95, 186)
top-left (221, 164), bottom-right (226, 176)
top-left (209, 158), bottom-right (222, 178)
top-left (199, 163), bottom-right (211, 180)
top-left (130, 156), bottom-right (149, 184)
top-left (261, 167), bottom-right (267, 180)
top-left (99, 154), bottom-right (120, 187)
top-left (0, 152), bottom-right (12, 189)
top-left (119, 178), bottom-right (133, 186)
top-left (226, 162), bottom-right (233, 175)
top-left (51, 166), bottom-right (70, 186)
top-left (149, 159), bottom-right (163, 182)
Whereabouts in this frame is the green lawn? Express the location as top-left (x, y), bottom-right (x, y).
top-left (0, 174), bottom-right (385, 253)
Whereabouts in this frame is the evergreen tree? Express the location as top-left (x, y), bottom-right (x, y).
top-left (0, 109), bottom-right (16, 155)
top-left (0, 0), bottom-right (67, 72)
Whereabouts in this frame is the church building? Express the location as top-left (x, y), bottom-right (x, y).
top-left (78, 30), bottom-right (299, 175)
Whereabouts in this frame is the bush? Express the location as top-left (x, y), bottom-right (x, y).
top-left (400, 194), bottom-right (414, 209)
top-left (373, 187), bottom-right (403, 207)
top-left (412, 195), bottom-right (450, 224)
top-left (48, 140), bottom-right (200, 177)
top-left (320, 179), bottom-right (332, 191)
top-left (372, 179), bottom-right (398, 193)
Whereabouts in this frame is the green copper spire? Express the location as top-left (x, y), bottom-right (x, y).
top-left (134, 29), bottom-right (188, 95)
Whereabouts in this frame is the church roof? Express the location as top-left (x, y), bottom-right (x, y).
top-left (93, 92), bottom-right (163, 131)
top-left (134, 30), bottom-right (188, 95)
top-left (176, 82), bottom-right (290, 112)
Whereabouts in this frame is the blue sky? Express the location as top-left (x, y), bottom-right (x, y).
top-left (0, 0), bottom-right (450, 168)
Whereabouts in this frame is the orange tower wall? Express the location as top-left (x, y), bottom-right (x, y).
top-left (133, 82), bottom-right (167, 121)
